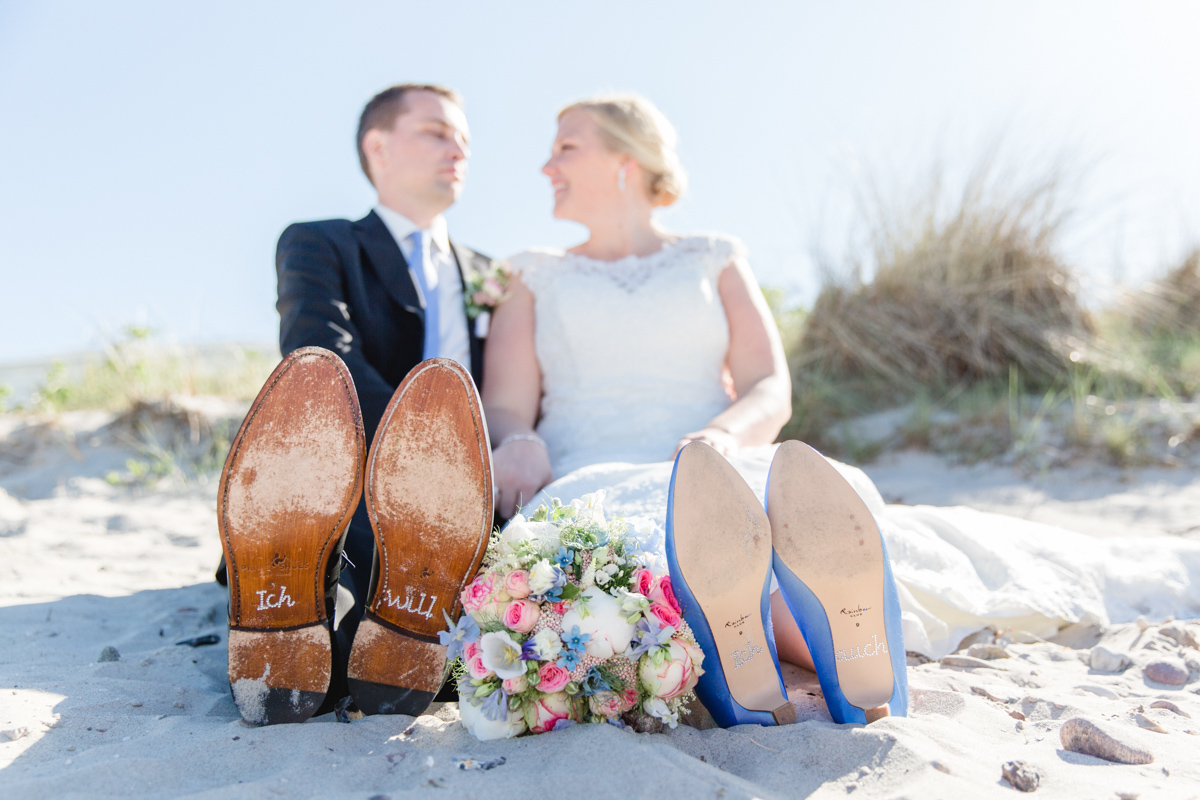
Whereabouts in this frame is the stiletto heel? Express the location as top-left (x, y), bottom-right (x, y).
top-left (766, 441), bottom-right (908, 724)
top-left (666, 442), bottom-right (796, 728)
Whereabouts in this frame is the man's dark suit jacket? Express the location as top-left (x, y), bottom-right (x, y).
top-left (276, 209), bottom-right (491, 444)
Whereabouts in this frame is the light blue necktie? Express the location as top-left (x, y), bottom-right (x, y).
top-left (409, 229), bottom-right (439, 360)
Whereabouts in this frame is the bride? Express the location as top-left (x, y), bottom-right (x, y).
top-left (481, 94), bottom-right (1200, 720)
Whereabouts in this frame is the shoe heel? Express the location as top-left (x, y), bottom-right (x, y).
top-left (228, 624), bottom-right (332, 725)
top-left (666, 442), bottom-right (794, 728)
top-left (767, 441), bottom-right (908, 724)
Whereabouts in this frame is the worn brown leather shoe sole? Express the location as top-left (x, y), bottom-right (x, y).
top-left (347, 358), bottom-right (493, 716)
top-left (218, 347), bottom-right (365, 725)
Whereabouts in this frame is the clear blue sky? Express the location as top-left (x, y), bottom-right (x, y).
top-left (1, 1), bottom-right (1197, 363)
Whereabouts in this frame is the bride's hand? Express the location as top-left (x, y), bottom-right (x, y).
top-left (494, 438), bottom-right (554, 520)
top-left (674, 427), bottom-right (738, 458)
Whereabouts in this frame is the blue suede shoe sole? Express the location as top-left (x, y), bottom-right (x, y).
top-left (766, 441), bottom-right (908, 724)
top-left (666, 443), bottom-right (796, 728)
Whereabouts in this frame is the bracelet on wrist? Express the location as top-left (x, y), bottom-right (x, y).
top-left (498, 433), bottom-right (547, 451)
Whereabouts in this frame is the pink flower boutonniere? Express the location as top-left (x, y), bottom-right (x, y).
top-left (464, 263), bottom-right (511, 321)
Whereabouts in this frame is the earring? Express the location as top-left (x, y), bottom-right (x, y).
top-left (618, 167), bottom-right (626, 193)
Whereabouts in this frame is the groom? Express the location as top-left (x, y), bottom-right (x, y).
top-left (222, 83), bottom-right (494, 719)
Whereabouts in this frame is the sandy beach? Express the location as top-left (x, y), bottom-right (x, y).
top-left (2, 403), bottom-right (1199, 799)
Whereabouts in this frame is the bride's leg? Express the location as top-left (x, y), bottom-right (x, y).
top-left (771, 591), bottom-right (815, 671)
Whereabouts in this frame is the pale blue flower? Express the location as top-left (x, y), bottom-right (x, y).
top-left (626, 617), bottom-right (674, 660)
top-left (438, 610), bottom-right (480, 662)
top-left (479, 686), bottom-right (510, 722)
top-left (579, 666), bottom-right (611, 696)
top-left (555, 546), bottom-right (574, 571)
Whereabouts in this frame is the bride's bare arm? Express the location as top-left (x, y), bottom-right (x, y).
top-left (482, 276), bottom-right (554, 518)
top-left (675, 258), bottom-right (792, 455)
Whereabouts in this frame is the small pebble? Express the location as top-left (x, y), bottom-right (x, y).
top-left (1144, 659), bottom-right (1189, 686)
top-left (131, 702), bottom-right (142, 708)
top-left (931, 761), bottom-right (950, 774)
top-left (1059, 716), bottom-right (1154, 764)
top-left (1088, 646), bottom-right (1131, 673)
top-left (1135, 615), bottom-right (1152, 631)
top-left (966, 643), bottom-right (1011, 660)
top-left (1075, 684), bottom-right (1121, 700)
top-left (1150, 700), bottom-right (1191, 718)
top-left (1157, 624), bottom-right (1199, 649)
top-left (1010, 710), bottom-right (1026, 721)
top-left (940, 655), bottom-right (997, 669)
top-left (1133, 713), bottom-right (1168, 733)
top-left (97, 646), bottom-right (120, 663)
top-left (1000, 760), bottom-right (1040, 792)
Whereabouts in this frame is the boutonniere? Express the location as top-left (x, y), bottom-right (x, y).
top-left (464, 263), bottom-right (512, 321)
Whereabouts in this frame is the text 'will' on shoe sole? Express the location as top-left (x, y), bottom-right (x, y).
top-left (218, 347), bottom-right (366, 726)
top-left (671, 442), bottom-right (796, 726)
top-left (768, 440), bottom-right (896, 722)
top-left (347, 358), bottom-right (493, 716)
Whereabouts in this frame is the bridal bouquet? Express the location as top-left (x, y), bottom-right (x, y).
top-left (440, 492), bottom-right (705, 741)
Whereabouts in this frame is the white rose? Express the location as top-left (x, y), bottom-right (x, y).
top-left (530, 628), bottom-right (562, 662)
top-left (458, 695), bottom-right (526, 740)
top-left (570, 491), bottom-right (607, 527)
top-left (560, 587), bottom-right (636, 659)
top-left (528, 559), bottom-right (558, 596)
top-left (498, 515), bottom-right (562, 553)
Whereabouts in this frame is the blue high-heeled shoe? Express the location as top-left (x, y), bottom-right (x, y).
top-left (766, 441), bottom-right (908, 724)
top-left (665, 442), bottom-right (796, 728)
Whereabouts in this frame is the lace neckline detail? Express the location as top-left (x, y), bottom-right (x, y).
top-left (559, 236), bottom-right (685, 267)
top-left (547, 235), bottom-right (715, 293)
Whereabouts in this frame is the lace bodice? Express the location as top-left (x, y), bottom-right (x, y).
top-left (507, 234), bottom-right (745, 477)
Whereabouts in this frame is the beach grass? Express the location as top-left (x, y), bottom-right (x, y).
top-left (774, 153), bottom-right (1200, 467)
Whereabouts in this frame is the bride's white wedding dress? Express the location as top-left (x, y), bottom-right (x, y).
top-left (507, 234), bottom-right (1200, 658)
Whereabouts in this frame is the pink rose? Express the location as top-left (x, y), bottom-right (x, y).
top-left (527, 692), bottom-right (575, 734)
top-left (502, 599), bottom-right (541, 633)
top-left (467, 656), bottom-right (494, 680)
top-left (536, 662), bottom-right (571, 694)
top-left (552, 601), bottom-right (570, 615)
top-left (649, 575), bottom-right (682, 614)
top-left (503, 674), bottom-right (528, 694)
top-left (588, 691), bottom-right (623, 718)
top-left (633, 568), bottom-right (655, 598)
top-left (619, 688), bottom-right (639, 712)
top-left (460, 574), bottom-right (496, 613)
top-left (463, 641), bottom-right (479, 661)
top-left (504, 570), bottom-right (531, 599)
top-left (648, 603), bottom-right (682, 631)
top-left (639, 639), bottom-right (702, 699)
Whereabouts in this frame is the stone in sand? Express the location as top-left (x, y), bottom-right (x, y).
top-left (1156, 623), bottom-right (1199, 649)
top-left (967, 643), bottom-right (1011, 660)
top-left (1132, 713), bottom-right (1167, 734)
top-left (1059, 716), bottom-right (1154, 764)
top-left (1143, 659), bottom-right (1189, 686)
top-left (1088, 646), bottom-right (1131, 673)
top-left (1001, 760), bottom-right (1040, 792)
top-left (940, 655), bottom-right (997, 669)
top-left (98, 646), bottom-right (120, 662)
top-left (1150, 700), bottom-right (1190, 718)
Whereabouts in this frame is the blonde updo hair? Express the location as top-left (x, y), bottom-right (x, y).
top-left (558, 94), bottom-right (686, 207)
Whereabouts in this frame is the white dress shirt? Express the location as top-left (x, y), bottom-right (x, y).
top-left (374, 204), bottom-right (471, 370)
